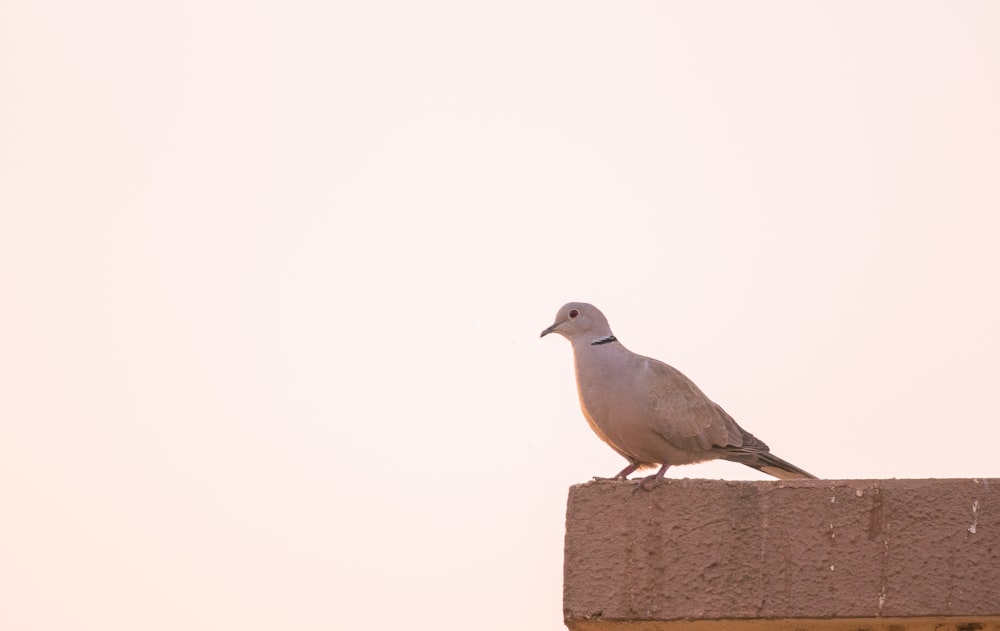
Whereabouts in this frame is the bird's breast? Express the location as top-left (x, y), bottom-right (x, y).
top-left (573, 352), bottom-right (656, 459)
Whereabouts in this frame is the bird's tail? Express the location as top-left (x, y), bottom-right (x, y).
top-left (752, 452), bottom-right (817, 479)
top-left (727, 450), bottom-right (818, 480)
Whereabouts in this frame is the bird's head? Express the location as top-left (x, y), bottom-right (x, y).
top-left (540, 302), bottom-right (614, 344)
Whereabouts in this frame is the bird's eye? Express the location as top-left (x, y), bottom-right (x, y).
top-left (569, 309), bottom-right (579, 318)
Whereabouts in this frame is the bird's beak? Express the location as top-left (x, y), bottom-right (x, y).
top-left (540, 321), bottom-right (561, 338)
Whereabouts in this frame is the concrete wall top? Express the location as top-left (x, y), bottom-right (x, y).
top-left (564, 478), bottom-right (999, 630)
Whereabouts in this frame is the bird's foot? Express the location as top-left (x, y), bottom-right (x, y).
top-left (631, 464), bottom-right (670, 494)
top-left (632, 475), bottom-right (665, 494)
top-left (592, 462), bottom-right (640, 482)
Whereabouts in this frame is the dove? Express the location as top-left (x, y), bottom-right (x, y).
top-left (541, 302), bottom-right (816, 489)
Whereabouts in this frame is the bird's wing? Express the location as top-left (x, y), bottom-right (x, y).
top-left (640, 357), bottom-right (749, 453)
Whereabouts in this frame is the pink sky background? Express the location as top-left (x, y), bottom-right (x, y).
top-left (2, 2), bottom-right (999, 629)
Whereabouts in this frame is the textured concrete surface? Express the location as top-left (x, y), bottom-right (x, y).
top-left (564, 478), bottom-right (999, 630)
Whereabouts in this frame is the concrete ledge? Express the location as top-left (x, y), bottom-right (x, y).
top-left (564, 478), bottom-right (999, 630)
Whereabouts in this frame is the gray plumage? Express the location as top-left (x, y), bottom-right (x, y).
top-left (541, 302), bottom-right (816, 486)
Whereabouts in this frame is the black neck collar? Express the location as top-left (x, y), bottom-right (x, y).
top-left (590, 335), bottom-right (617, 346)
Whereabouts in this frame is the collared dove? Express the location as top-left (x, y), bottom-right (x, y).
top-left (541, 302), bottom-right (816, 489)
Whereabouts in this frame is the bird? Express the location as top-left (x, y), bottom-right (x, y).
top-left (541, 302), bottom-right (816, 489)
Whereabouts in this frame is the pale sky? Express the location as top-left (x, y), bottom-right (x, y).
top-left (2, 2), bottom-right (999, 629)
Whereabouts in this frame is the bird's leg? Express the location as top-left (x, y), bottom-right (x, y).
top-left (613, 462), bottom-right (640, 480)
top-left (633, 464), bottom-right (670, 493)
top-left (593, 461), bottom-right (640, 482)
